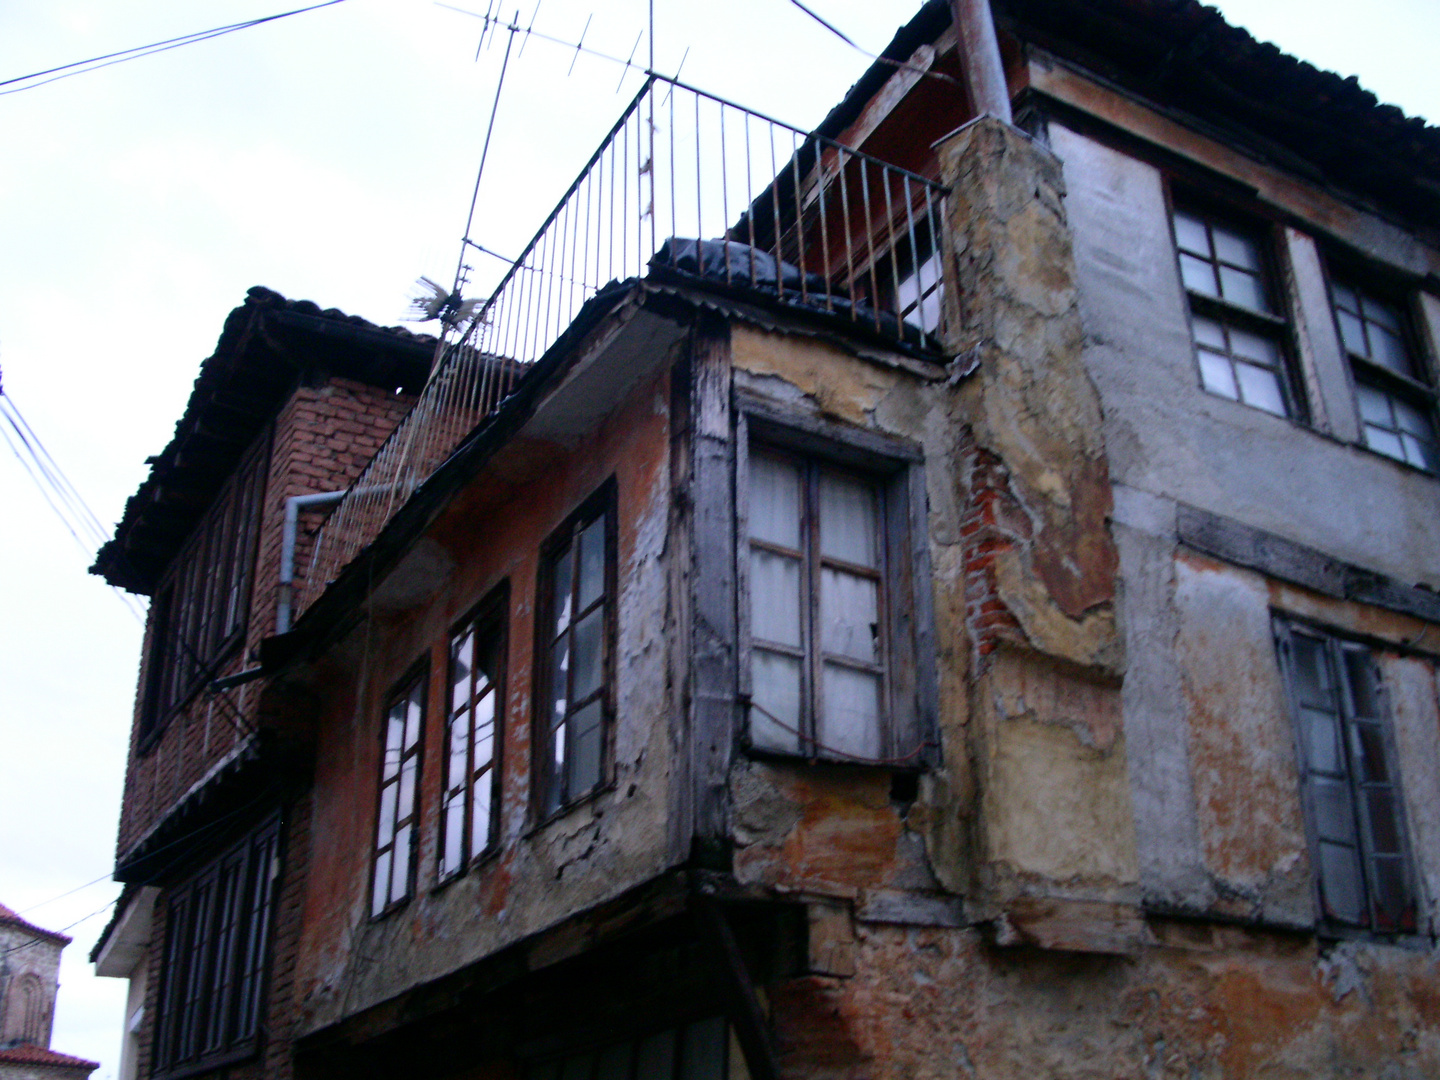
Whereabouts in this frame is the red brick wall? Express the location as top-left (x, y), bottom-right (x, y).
top-left (957, 426), bottom-right (1026, 660)
top-left (115, 378), bottom-right (416, 858)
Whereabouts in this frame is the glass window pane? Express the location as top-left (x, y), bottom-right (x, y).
top-left (390, 825), bottom-right (411, 899)
top-left (1180, 253), bottom-right (1218, 297)
top-left (1219, 266), bottom-right (1268, 312)
top-left (751, 649), bottom-right (801, 753)
top-left (1405, 433), bottom-right (1440, 473)
top-left (1361, 292), bottom-right (1402, 332)
top-left (1351, 722), bottom-right (1389, 784)
top-left (1198, 351), bottom-right (1238, 400)
top-left (473, 689), bottom-right (495, 766)
top-left (552, 546), bottom-right (574, 635)
top-left (442, 798), bottom-right (464, 875)
top-left (371, 852), bottom-right (391, 915)
top-left (376, 783), bottom-right (397, 848)
top-left (1311, 778), bottom-right (1357, 843)
top-left (568, 700), bottom-right (603, 795)
top-left (577, 518), bottom-right (607, 610)
top-left (820, 569), bottom-right (879, 663)
top-left (820, 664), bottom-right (882, 760)
top-left (384, 713), bottom-right (405, 780)
top-left (635, 1030), bottom-right (677, 1080)
top-left (749, 453), bottom-right (801, 549)
top-left (1356, 383), bottom-right (1393, 426)
top-left (750, 550), bottom-right (802, 647)
top-left (1393, 397), bottom-right (1434, 439)
top-left (1235, 362), bottom-right (1286, 416)
top-left (1365, 789), bottom-right (1403, 854)
top-left (1229, 327), bottom-right (1278, 366)
top-left (451, 632), bottom-right (474, 712)
top-left (1191, 315), bottom-right (1226, 350)
top-left (405, 693), bottom-right (423, 751)
top-left (1212, 225), bottom-right (1261, 270)
top-left (1317, 841), bottom-right (1366, 925)
top-left (1331, 282), bottom-right (1358, 316)
top-left (1342, 650), bottom-right (1381, 719)
top-left (471, 771), bottom-right (493, 852)
top-left (1371, 857), bottom-right (1414, 932)
top-left (1172, 211), bottom-right (1210, 257)
top-left (1369, 325), bottom-right (1411, 375)
top-left (1364, 423), bottom-right (1406, 461)
top-left (819, 471), bottom-right (878, 567)
top-left (1337, 309), bottom-right (1367, 356)
top-left (398, 759), bottom-right (417, 821)
top-left (551, 636), bottom-right (570, 725)
top-left (1291, 634), bottom-right (1331, 705)
top-left (571, 608), bottom-right (605, 701)
top-left (680, 1018), bottom-right (727, 1080)
top-left (1299, 706), bottom-right (1343, 775)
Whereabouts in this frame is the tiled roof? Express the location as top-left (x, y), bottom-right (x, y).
top-left (91, 287), bottom-right (436, 594)
top-left (0, 903), bottom-right (71, 945)
top-left (0, 1045), bottom-right (99, 1071)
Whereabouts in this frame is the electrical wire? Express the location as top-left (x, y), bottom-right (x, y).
top-left (0, 0), bottom-right (350, 98)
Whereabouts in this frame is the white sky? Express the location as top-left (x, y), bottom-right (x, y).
top-left (1, 0), bottom-right (1437, 1075)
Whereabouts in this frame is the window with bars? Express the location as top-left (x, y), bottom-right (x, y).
top-left (439, 592), bottom-right (507, 880)
top-left (1171, 206), bottom-right (1296, 418)
top-left (527, 1017), bottom-right (733, 1080)
top-left (141, 435), bottom-right (269, 743)
top-left (536, 483), bottom-right (614, 819)
top-left (1274, 622), bottom-right (1417, 934)
top-left (153, 816), bottom-right (281, 1078)
top-left (371, 670), bottom-right (424, 916)
top-left (1330, 280), bottom-right (1439, 473)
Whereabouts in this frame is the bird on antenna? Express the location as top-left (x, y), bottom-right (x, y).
top-left (407, 277), bottom-right (481, 328)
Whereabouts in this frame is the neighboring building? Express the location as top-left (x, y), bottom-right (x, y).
top-left (0, 904), bottom-right (99, 1080)
top-left (92, 1), bottom-right (1440, 1077)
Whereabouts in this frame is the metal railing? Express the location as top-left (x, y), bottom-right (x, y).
top-left (296, 74), bottom-right (949, 618)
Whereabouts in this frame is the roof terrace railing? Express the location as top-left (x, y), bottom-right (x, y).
top-left (297, 74), bottom-right (949, 619)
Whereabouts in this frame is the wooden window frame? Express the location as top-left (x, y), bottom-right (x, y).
top-left (1273, 618), bottom-right (1418, 936)
top-left (370, 664), bottom-right (426, 918)
top-left (152, 814), bottom-right (282, 1080)
top-left (438, 584), bottom-right (509, 882)
top-left (1327, 275), bottom-right (1440, 474)
top-left (140, 432), bottom-right (270, 748)
top-left (1169, 200), bottom-right (1304, 421)
top-left (533, 480), bottom-right (617, 822)
top-left (735, 399), bottom-right (937, 768)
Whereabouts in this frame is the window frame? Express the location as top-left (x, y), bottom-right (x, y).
top-left (533, 479), bottom-right (618, 822)
top-left (1326, 273), bottom-right (1440, 474)
top-left (735, 397), bottom-right (936, 768)
top-left (1273, 618), bottom-right (1419, 937)
top-left (152, 814), bottom-right (282, 1080)
top-left (140, 432), bottom-right (270, 748)
top-left (370, 664), bottom-right (426, 918)
top-left (1168, 199), bottom-right (1304, 421)
top-left (437, 584), bottom-right (509, 882)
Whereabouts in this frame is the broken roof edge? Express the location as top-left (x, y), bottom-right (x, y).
top-left (814, 0), bottom-right (1440, 227)
top-left (0, 902), bottom-right (73, 946)
top-left (92, 287), bottom-right (438, 595)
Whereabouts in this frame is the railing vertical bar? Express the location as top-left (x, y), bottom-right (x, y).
top-left (927, 192), bottom-right (946, 339)
top-left (694, 90), bottom-right (703, 265)
top-left (621, 117), bottom-right (629, 281)
top-left (882, 168), bottom-right (901, 331)
top-left (902, 175), bottom-right (921, 333)
top-left (745, 112), bottom-right (757, 289)
top-left (668, 85), bottom-right (677, 263)
top-left (859, 158), bottom-right (880, 332)
top-left (838, 150), bottom-right (857, 321)
top-left (635, 108), bottom-right (644, 282)
top-left (816, 142), bottom-right (833, 313)
top-left (719, 101), bottom-right (731, 286)
top-left (791, 129), bottom-right (808, 304)
top-left (769, 124), bottom-right (784, 301)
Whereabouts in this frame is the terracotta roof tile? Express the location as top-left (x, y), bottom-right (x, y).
top-left (0, 903), bottom-right (71, 945)
top-left (0, 1045), bottom-right (99, 1071)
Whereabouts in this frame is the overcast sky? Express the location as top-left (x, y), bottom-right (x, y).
top-left (2, 0), bottom-right (1437, 1075)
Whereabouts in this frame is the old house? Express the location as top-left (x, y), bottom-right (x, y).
top-left (0, 904), bottom-right (99, 1080)
top-left (92, 0), bottom-right (1440, 1076)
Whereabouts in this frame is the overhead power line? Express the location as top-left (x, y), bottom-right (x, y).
top-left (0, 0), bottom-right (351, 98)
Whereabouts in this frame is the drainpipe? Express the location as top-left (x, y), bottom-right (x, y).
top-left (275, 489), bottom-right (347, 635)
top-left (949, 0), bottom-right (1013, 124)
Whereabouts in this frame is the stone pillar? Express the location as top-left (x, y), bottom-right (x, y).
top-left (930, 118), bottom-right (1141, 946)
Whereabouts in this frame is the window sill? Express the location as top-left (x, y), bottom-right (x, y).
top-left (430, 845), bottom-right (502, 895)
top-left (526, 780), bottom-right (617, 837)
